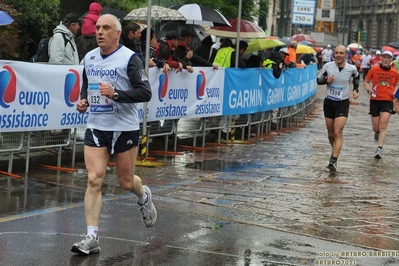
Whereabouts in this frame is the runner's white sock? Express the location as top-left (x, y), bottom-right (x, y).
top-left (138, 192), bottom-right (148, 205)
top-left (87, 226), bottom-right (98, 237)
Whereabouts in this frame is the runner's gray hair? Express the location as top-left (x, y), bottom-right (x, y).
top-left (100, 14), bottom-right (122, 31)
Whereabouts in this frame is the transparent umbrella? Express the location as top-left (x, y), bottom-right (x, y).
top-left (124, 5), bottom-right (186, 21)
top-left (347, 43), bottom-right (363, 49)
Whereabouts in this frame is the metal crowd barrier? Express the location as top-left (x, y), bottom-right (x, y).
top-left (0, 132), bottom-right (24, 173)
top-left (0, 95), bottom-right (317, 175)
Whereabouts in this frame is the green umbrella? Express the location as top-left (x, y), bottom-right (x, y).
top-left (244, 39), bottom-right (286, 55)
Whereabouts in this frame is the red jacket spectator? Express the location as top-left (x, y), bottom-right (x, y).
top-left (154, 31), bottom-right (184, 70)
top-left (81, 2), bottom-right (102, 35)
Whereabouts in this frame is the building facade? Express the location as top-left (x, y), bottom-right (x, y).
top-left (266, 0), bottom-right (399, 48)
top-left (336, 0), bottom-right (398, 48)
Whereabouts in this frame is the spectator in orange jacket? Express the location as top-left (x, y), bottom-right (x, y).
top-left (287, 41), bottom-right (297, 68)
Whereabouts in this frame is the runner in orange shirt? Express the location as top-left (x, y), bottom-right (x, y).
top-left (364, 50), bottom-right (399, 158)
top-left (350, 50), bottom-right (362, 72)
top-left (349, 50), bottom-right (362, 93)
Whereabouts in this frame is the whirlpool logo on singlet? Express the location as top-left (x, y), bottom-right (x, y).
top-left (64, 69), bottom-right (81, 107)
top-left (0, 65), bottom-right (17, 108)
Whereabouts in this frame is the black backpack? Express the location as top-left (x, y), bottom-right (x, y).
top-left (30, 32), bottom-right (72, 63)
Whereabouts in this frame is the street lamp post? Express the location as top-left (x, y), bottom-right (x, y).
top-left (342, 0), bottom-right (346, 44)
top-left (278, 0), bottom-right (285, 38)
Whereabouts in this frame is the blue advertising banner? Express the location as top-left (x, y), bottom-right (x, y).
top-left (222, 64), bottom-right (317, 115)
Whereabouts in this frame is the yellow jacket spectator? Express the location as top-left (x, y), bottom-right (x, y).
top-left (213, 39), bottom-right (247, 68)
top-left (263, 51), bottom-right (283, 79)
top-left (213, 46), bottom-right (235, 67)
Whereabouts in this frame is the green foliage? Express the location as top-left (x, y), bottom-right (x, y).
top-left (98, 0), bottom-right (141, 11)
top-left (4, 0), bottom-right (59, 61)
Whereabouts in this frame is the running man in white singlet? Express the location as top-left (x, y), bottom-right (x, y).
top-left (317, 45), bottom-right (359, 172)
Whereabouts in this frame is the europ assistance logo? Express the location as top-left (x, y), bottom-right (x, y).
top-left (157, 70), bottom-right (206, 102)
top-left (0, 65), bottom-right (16, 108)
top-left (0, 66), bottom-right (80, 108)
top-left (64, 69), bottom-right (81, 107)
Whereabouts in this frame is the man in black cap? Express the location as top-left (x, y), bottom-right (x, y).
top-left (174, 29), bottom-right (218, 69)
top-left (48, 13), bottom-right (80, 64)
top-left (154, 31), bottom-right (187, 72)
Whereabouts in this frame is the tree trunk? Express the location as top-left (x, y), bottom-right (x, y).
top-left (59, 0), bottom-right (92, 21)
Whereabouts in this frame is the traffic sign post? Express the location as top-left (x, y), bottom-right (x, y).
top-left (292, 0), bottom-right (316, 26)
top-left (352, 30), bottom-right (357, 41)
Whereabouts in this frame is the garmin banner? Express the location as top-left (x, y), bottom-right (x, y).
top-left (222, 65), bottom-right (317, 115)
top-left (0, 60), bottom-right (316, 132)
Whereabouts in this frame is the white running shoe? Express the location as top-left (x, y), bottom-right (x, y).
top-left (375, 147), bottom-right (382, 159)
top-left (71, 234), bottom-right (100, 255)
top-left (139, 186), bottom-right (157, 227)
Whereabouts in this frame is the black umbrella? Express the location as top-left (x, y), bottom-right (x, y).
top-left (387, 42), bottom-right (399, 49)
top-left (154, 21), bottom-right (207, 49)
top-left (170, 4), bottom-right (231, 27)
top-left (80, 7), bottom-right (127, 20)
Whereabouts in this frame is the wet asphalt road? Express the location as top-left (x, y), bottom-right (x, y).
top-left (1, 82), bottom-right (399, 265)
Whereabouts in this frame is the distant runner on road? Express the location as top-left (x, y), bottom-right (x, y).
top-left (317, 45), bottom-right (359, 171)
top-left (364, 50), bottom-right (399, 159)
